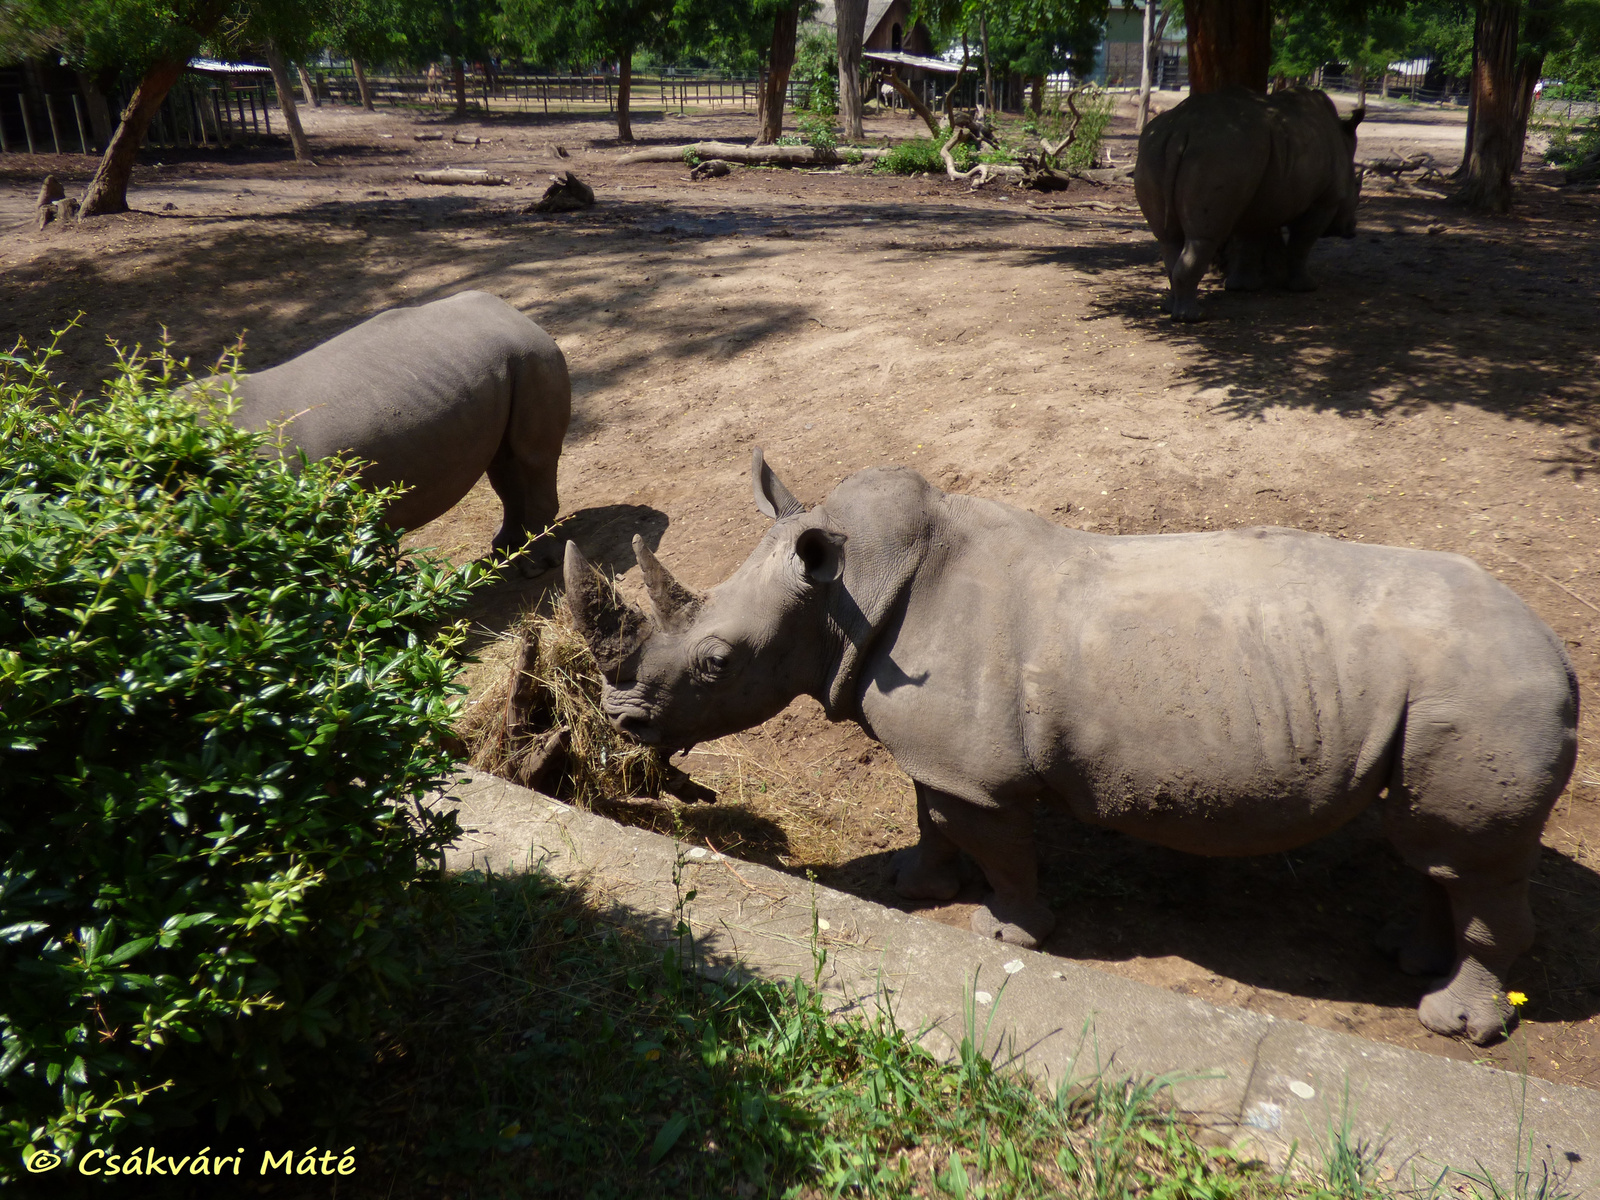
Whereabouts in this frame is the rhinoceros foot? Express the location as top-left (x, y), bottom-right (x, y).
top-left (1169, 296), bottom-right (1203, 322)
top-left (1375, 916), bottom-right (1454, 977)
top-left (970, 896), bottom-right (1057, 948)
top-left (1418, 959), bottom-right (1515, 1045)
top-left (889, 845), bottom-right (962, 902)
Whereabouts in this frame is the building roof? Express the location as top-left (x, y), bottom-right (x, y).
top-left (188, 58), bottom-right (273, 75)
top-left (810, 0), bottom-right (902, 39)
top-left (863, 50), bottom-right (965, 75)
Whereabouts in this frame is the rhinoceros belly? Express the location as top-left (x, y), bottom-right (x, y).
top-left (1026, 531), bottom-right (1435, 854)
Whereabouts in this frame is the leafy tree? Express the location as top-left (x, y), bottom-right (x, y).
top-left (0, 0), bottom-right (335, 215)
top-left (501, 0), bottom-right (680, 141)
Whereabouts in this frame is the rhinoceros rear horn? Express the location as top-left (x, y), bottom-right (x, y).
top-left (563, 541), bottom-right (650, 675)
top-left (632, 534), bottom-right (704, 632)
top-left (752, 446), bottom-right (805, 521)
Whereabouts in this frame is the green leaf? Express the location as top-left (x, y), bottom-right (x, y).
top-left (648, 1112), bottom-right (690, 1166)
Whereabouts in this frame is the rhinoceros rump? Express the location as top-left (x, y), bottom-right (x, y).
top-left (1134, 87), bottom-right (1362, 321)
top-left (566, 450), bottom-right (1578, 1044)
top-left (191, 291), bottom-right (571, 566)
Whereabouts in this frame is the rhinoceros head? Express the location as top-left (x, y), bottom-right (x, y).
top-left (1333, 106), bottom-right (1365, 237)
top-left (563, 449), bottom-right (847, 752)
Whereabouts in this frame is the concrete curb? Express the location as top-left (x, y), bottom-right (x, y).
top-left (431, 768), bottom-right (1599, 1192)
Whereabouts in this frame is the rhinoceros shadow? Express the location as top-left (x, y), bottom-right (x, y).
top-left (834, 802), bottom-right (1600, 1025)
top-left (1025, 804), bottom-right (1600, 1024)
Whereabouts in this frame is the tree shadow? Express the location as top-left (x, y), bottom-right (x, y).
top-left (1049, 183), bottom-right (1600, 476)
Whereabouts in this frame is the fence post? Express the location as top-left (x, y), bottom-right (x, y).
top-left (45, 94), bottom-right (64, 153)
top-left (70, 93), bottom-right (91, 153)
top-left (20, 94), bottom-right (35, 153)
top-left (0, 103), bottom-right (8, 153)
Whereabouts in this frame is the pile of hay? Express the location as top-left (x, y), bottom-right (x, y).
top-left (458, 592), bottom-right (667, 807)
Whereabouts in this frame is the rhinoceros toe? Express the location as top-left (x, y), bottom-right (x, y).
top-left (1418, 968), bottom-right (1515, 1045)
top-left (971, 897), bottom-right (1057, 949)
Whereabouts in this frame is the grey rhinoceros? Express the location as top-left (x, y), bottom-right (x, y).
top-left (564, 450), bottom-right (1578, 1044)
top-left (1134, 87), bottom-right (1363, 321)
top-left (190, 291), bottom-right (571, 566)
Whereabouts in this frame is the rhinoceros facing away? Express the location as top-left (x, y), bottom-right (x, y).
top-left (191, 291), bottom-right (571, 566)
top-left (565, 451), bottom-right (1578, 1044)
top-left (1134, 87), bottom-right (1363, 321)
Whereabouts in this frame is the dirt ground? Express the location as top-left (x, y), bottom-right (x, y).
top-left (3, 92), bottom-right (1597, 1093)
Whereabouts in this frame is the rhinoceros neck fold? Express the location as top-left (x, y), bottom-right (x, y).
top-left (812, 469), bottom-right (943, 722)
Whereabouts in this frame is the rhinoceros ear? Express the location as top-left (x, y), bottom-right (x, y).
top-left (795, 527), bottom-right (847, 585)
top-left (564, 541), bottom-right (650, 676)
top-left (1343, 106), bottom-right (1365, 135)
top-left (752, 446), bottom-right (805, 521)
top-left (632, 534), bottom-right (704, 633)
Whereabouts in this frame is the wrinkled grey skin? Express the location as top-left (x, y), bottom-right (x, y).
top-left (565, 450), bottom-right (1579, 1045)
top-left (191, 291), bottom-right (571, 566)
top-left (1134, 87), bottom-right (1363, 321)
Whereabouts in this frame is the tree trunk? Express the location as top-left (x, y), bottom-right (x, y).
top-left (1137, 0), bottom-right (1155, 130)
top-left (264, 44), bottom-right (314, 163)
top-left (617, 47), bottom-right (634, 142)
top-left (1509, 0), bottom-right (1558, 171)
top-left (452, 58), bottom-right (468, 116)
top-left (615, 140), bottom-right (889, 165)
top-left (296, 65), bottom-right (321, 108)
top-left (74, 70), bottom-right (115, 149)
top-left (757, 2), bottom-right (801, 144)
top-left (1184, 0), bottom-right (1271, 93)
top-left (885, 69), bottom-right (944, 136)
top-left (980, 15), bottom-right (994, 111)
top-left (1030, 74), bottom-right (1045, 117)
top-left (836, 0), bottom-right (868, 138)
top-left (1459, 0), bottom-right (1522, 212)
top-left (79, 59), bottom-right (185, 216)
top-left (352, 58), bottom-right (375, 111)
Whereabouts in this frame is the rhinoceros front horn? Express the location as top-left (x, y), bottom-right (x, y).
top-left (633, 535), bottom-right (704, 633)
top-left (563, 541), bottom-right (650, 676)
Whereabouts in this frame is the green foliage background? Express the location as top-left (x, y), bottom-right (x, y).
top-left (0, 343), bottom-right (479, 1179)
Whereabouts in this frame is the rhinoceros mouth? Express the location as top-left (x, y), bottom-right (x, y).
top-left (601, 694), bottom-right (662, 744)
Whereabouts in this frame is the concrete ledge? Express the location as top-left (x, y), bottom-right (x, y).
top-left (431, 768), bottom-right (1599, 1192)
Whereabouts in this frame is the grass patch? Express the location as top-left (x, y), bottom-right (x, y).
top-left (325, 866), bottom-right (1288, 1198)
top-left (297, 863), bottom-right (1562, 1200)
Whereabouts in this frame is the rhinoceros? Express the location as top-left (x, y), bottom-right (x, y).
top-left (1134, 87), bottom-right (1363, 321)
top-left (564, 450), bottom-right (1578, 1044)
top-left (190, 291), bottom-right (571, 566)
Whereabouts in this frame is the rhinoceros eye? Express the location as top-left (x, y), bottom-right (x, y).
top-left (693, 638), bottom-right (733, 684)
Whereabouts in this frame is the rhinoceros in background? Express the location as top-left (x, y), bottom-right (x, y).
top-left (190, 291), bottom-right (571, 567)
top-left (1134, 87), bottom-right (1363, 321)
top-left (565, 449), bottom-right (1578, 1044)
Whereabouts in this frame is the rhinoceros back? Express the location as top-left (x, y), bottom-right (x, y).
top-left (228, 291), bottom-right (559, 531)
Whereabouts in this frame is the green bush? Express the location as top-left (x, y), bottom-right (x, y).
top-left (875, 136), bottom-right (975, 175)
top-left (791, 26), bottom-right (838, 112)
top-left (796, 107), bottom-right (839, 154)
top-left (0, 341), bottom-right (480, 1178)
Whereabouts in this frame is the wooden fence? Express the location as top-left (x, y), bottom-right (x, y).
top-left (313, 67), bottom-right (761, 116)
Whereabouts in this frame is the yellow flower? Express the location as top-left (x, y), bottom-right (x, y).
top-left (1507, 991), bottom-right (1528, 1008)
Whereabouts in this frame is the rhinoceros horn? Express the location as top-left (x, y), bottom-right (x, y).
top-left (633, 534), bottom-right (704, 632)
top-left (563, 541), bottom-right (651, 676)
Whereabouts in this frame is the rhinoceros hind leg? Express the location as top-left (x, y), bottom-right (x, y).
top-left (1375, 878), bottom-right (1455, 977)
top-left (1168, 237), bottom-right (1218, 322)
top-left (1416, 876), bottom-right (1533, 1044)
top-left (488, 446), bottom-right (563, 573)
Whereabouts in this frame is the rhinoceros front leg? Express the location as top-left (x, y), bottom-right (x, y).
top-left (1167, 236), bottom-right (1219, 322)
top-left (914, 784), bottom-right (1056, 948)
top-left (889, 782), bottom-right (964, 902)
top-left (1375, 876), bottom-right (1456, 977)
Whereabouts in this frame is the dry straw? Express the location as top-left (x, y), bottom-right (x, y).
top-left (458, 588), bottom-right (666, 808)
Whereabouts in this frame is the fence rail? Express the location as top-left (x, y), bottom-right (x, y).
top-left (313, 67), bottom-right (761, 116)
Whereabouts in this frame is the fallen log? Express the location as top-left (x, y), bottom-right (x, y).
top-left (614, 140), bottom-right (888, 166)
top-left (414, 168), bottom-right (510, 185)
